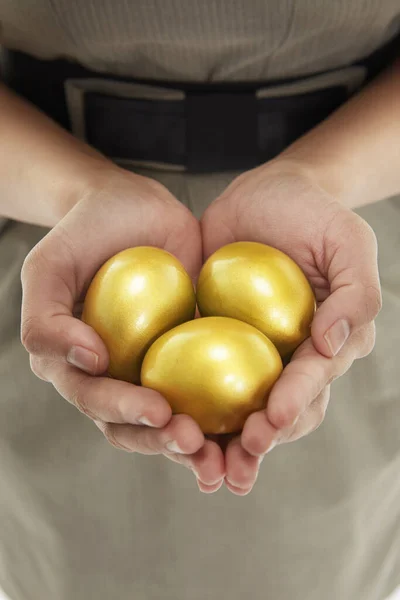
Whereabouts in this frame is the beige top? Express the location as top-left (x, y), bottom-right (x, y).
top-left (0, 0), bottom-right (399, 81)
top-left (1, 5), bottom-right (400, 600)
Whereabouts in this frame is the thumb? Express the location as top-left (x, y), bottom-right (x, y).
top-left (311, 214), bottom-right (382, 358)
top-left (21, 245), bottom-right (109, 375)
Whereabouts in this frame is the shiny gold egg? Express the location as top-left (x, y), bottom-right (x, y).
top-left (196, 241), bottom-right (316, 357)
top-left (141, 316), bottom-right (283, 434)
top-left (82, 247), bottom-right (196, 383)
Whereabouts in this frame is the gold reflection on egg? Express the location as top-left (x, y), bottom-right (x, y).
top-left (82, 247), bottom-right (196, 383)
top-left (141, 317), bottom-right (283, 434)
top-left (196, 242), bottom-right (316, 357)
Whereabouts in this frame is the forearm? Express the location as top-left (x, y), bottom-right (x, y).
top-left (2, 60), bottom-right (399, 226)
top-left (0, 83), bottom-right (108, 227)
top-left (281, 59), bottom-right (400, 209)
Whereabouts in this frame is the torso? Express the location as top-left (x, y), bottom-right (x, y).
top-left (1, 0), bottom-right (399, 81)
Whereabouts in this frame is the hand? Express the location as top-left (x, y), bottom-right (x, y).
top-left (21, 164), bottom-right (225, 490)
top-left (201, 158), bottom-right (382, 495)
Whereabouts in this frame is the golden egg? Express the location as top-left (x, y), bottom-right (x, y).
top-left (82, 247), bottom-right (196, 383)
top-left (196, 241), bottom-right (316, 357)
top-left (141, 316), bottom-right (283, 434)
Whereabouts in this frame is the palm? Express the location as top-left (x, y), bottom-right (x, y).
top-left (203, 165), bottom-right (334, 302)
top-left (23, 166), bottom-right (227, 492)
top-left (201, 162), bottom-right (379, 494)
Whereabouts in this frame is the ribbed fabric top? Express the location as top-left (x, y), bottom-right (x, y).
top-left (0, 0), bottom-right (399, 81)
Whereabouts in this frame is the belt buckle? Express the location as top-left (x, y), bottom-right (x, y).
top-left (257, 65), bottom-right (367, 99)
top-left (64, 65), bottom-right (368, 174)
top-left (64, 77), bottom-right (186, 171)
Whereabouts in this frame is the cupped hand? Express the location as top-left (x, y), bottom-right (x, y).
top-left (201, 159), bottom-right (382, 495)
top-left (21, 164), bottom-right (224, 490)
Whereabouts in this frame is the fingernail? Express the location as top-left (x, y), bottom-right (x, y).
top-left (258, 455), bottom-right (265, 465)
top-left (226, 477), bottom-right (254, 491)
top-left (202, 476), bottom-right (225, 486)
top-left (197, 478), bottom-right (224, 494)
top-left (67, 346), bottom-right (99, 374)
top-left (197, 476), bottom-right (224, 485)
top-left (226, 479), bottom-right (247, 489)
top-left (324, 319), bottom-right (350, 356)
top-left (137, 416), bottom-right (157, 427)
top-left (165, 440), bottom-right (185, 454)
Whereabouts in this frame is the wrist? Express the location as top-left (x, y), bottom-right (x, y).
top-left (275, 62), bottom-right (400, 209)
top-left (51, 153), bottom-right (117, 224)
top-left (264, 152), bottom-right (352, 209)
top-left (274, 124), bottom-right (372, 209)
top-left (0, 83), bottom-right (118, 227)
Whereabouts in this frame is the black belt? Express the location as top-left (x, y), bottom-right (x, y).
top-left (3, 34), bottom-right (399, 173)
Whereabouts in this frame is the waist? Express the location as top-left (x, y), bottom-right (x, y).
top-left (2, 35), bottom-right (399, 174)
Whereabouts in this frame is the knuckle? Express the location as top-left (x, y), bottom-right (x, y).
top-left (309, 406), bottom-right (326, 433)
top-left (21, 315), bottom-right (42, 354)
top-left (364, 283), bottom-right (382, 320)
top-left (314, 401), bottom-right (327, 424)
top-left (69, 378), bottom-right (96, 419)
top-left (29, 355), bottom-right (49, 381)
top-left (21, 243), bottom-right (51, 286)
top-left (290, 366), bottom-right (322, 402)
top-left (102, 423), bottom-right (132, 452)
top-left (136, 172), bottom-right (175, 203)
top-left (352, 281), bottom-right (382, 323)
top-left (112, 396), bottom-right (130, 423)
top-left (309, 390), bottom-right (330, 432)
top-left (21, 247), bottom-right (40, 283)
top-left (348, 213), bottom-right (377, 246)
top-left (347, 218), bottom-right (382, 318)
top-left (329, 354), bottom-right (354, 382)
top-left (139, 428), bottom-right (161, 454)
top-left (165, 453), bottom-right (192, 470)
top-left (360, 219), bottom-right (379, 250)
top-left (144, 177), bottom-right (170, 198)
top-left (22, 233), bottom-right (75, 285)
top-left (358, 323), bottom-right (376, 358)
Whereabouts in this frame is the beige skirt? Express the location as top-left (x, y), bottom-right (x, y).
top-left (0, 170), bottom-right (399, 600)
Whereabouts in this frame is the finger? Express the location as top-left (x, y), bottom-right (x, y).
top-left (240, 316), bottom-right (375, 457)
top-left (241, 385), bottom-right (331, 457)
top-left (241, 331), bottom-right (359, 456)
top-left (240, 410), bottom-right (278, 457)
top-left (30, 354), bottom-right (52, 382)
top-left (169, 440), bottom-right (225, 486)
top-left (312, 212), bottom-right (381, 357)
top-left (283, 387), bottom-right (331, 443)
top-left (97, 414), bottom-right (205, 455)
top-left (225, 437), bottom-right (261, 494)
top-left (265, 335), bottom-right (360, 430)
top-left (46, 362), bottom-right (172, 425)
top-left (21, 241), bottom-right (110, 375)
top-left (23, 312), bottom-right (109, 375)
top-left (166, 439), bottom-right (225, 493)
